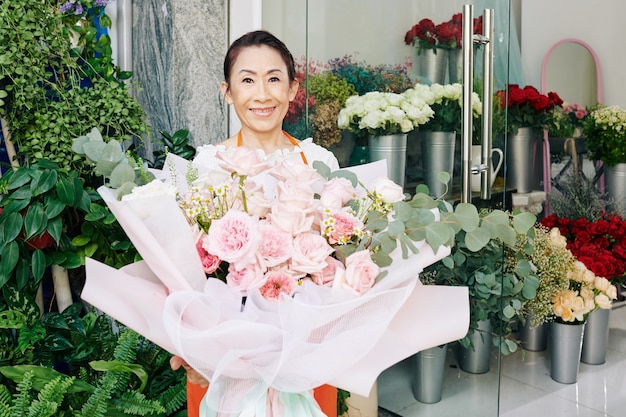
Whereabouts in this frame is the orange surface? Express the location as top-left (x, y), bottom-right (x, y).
top-left (186, 381), bottom-right (337, 417)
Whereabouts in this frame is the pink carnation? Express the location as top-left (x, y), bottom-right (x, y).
top-left (259, 270), bottom-right (296, 303)
top-left (325, 208), bottom-right (362, 245)
top-left (206, 210), bottom-right (261, 270)
top-left (258, 224), bottom-right (294, 268)
top-left (196, 237), bottom-right (221, 274)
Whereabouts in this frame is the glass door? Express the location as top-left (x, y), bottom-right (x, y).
top-left (252, 1), bottom-right (517, 415)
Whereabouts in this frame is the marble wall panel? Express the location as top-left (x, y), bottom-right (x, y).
top-left (132, 0), bottom-right (228, 151)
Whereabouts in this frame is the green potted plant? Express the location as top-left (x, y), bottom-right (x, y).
top-left (582, 104), bottom-right (626, 210)
top-left (423, 207), bottom-right (539, 372)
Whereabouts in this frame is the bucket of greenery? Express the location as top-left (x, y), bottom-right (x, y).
top-left (422, 207), bottom-right (539, 373)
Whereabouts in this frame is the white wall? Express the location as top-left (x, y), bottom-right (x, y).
top-left (521, 0), bottom-right (626, 107)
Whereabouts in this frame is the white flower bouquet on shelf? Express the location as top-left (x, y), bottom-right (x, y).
top-left (81, 144), bottom-right (472, 416)
top-left (338, 90), bottom-right (434, 136)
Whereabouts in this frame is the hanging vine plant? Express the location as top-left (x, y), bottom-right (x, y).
top-left (0, 0), bottom-right (149, 175)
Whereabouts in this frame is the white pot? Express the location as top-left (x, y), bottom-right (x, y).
top-left (470, 145), bottom-right (503, 192)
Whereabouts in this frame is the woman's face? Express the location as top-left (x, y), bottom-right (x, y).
top-left (222, 45), bottom-right (298, 135)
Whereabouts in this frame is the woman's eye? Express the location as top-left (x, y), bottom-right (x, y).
top-left (242, 77), bottom-right (253, 83)
top-left (268, 76), bottom-right (280, 83)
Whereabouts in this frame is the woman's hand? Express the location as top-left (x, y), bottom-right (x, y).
top-left (170, 356), bottom-right (210, 387)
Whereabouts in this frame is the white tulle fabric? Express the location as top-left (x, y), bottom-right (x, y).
top-left (81, 149), bottom-right (470, 416)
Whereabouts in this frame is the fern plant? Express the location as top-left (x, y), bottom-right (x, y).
top-left (0, 329), bottom-right (185, 416)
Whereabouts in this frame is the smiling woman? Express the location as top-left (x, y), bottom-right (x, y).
top-left (173, 29), bottom-right (340, 417)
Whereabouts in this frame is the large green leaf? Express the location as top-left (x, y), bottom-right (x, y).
top-left (1, 211), bottom-right (23, 243)
top-left (31, 249), bottom-right (46, 282)
top-left (23, 202), bottom-right (47, 239)
top-left (31, 168), bottom-right (57, 197)
top-left (44, 196), bottom-right (66, 219)
top-left (513, 211), bottom-right (537, 234)
top-left (90, 360), bottom-right (149, 392)
top-left (0, 365), bottom-right (95, 394)
top-left (425, 222), bottom-right (452, 251)
top-left (464, 227), bottom-right (492, 252)
top-left (109, 163), bottom-right (135, 188)
top-left (0, 241), bottom-right (19, 284)
top-left (47, 216), bottom-right (63, 244)
top-left (6, 168), bottom-right (33, 190)
top-left (56, 176), bottom-right (79, 205)
top-left (454, 203), bottom-right (480, 232)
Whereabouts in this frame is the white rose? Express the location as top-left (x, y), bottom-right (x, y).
top-left (371, 177), bottom-right (405, 203)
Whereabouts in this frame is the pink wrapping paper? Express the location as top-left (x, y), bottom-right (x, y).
top-left (81, 159), bottom-right (469, 414)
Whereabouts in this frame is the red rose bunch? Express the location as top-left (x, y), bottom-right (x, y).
top-left (494, 84), bottom-right (563, 134)
top-left (540, 213), bottom-right (626, 283)
top-left (404, 14), bottom-right (483, 53)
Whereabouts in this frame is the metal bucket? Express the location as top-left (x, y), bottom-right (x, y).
top-left (368, 134), bottom-right (407, 188)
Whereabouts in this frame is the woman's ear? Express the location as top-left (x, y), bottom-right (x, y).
top-left (288, 80), bottom-right (299, 102)
top-left (221, 81), bottom-right (233, 104)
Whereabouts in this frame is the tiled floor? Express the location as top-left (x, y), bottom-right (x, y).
top-left (378, 301), bottom-right (626, 417)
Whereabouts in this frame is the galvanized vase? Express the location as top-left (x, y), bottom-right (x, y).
top-left (413, 344), bottom-right (447, 404)
top-left (368, 134), bottom-right (407, 188)
top-left (549, 321), bottom-right (585, 384)
top-left (581, 308), bottom-right (611, 365)
top-left (507, 127), bottom-right (537, 193)
top-left (457, 320), bottom-right (492, 374)
top-left (419, 131), bottom-right (456, 198)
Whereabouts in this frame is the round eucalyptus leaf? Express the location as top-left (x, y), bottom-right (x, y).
top-left (109, 164), bottom-right (135, 189)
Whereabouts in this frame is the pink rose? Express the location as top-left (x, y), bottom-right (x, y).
top-left (258, 224), bottom-right (294, 268)
top-left (241, 178), bottom-right (272, 218)
top-left (320, 177), bottom-right (356, 209)
top-left (206, 210), bottom-right (261, 270)
top-left (271, 159), bottom-right (326, 193)
top-left (290, 232), bottom-right (335, 275)
top-left (275, 179), bottom-right (317, 211)
top-left (311, 256), bottom-right (345, 287)
top-left (226, 262), bottom-right (266, 296)
top-left (267, 202), bottom-right (316, 236)
top-left (215, 147), bottom-right (272, 176)
top-left (343, 250), bottom-right (380, 295)
top-left (324, 208), bottom-right (363, 245)
top-left (259, 270), bottom-right (296, 303)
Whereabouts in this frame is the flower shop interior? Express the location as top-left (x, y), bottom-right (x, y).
top-left (1, 0), bottom-right (626, 417)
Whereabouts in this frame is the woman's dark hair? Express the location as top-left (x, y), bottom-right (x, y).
top-left (223, 30), bottom-right (296, 85)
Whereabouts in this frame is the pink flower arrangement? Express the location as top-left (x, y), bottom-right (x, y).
top-left (163, 146), bottom-right (417, 300)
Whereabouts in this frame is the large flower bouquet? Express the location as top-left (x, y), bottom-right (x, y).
top-left (541, 213), bottom-right (626, 283)
top-left (582, 104), bottom-right (626, 166)
top-left (404, 83), bottom-right (481, 132)
top-left (80, 141), bottom-right (472, 416)
top-left (523, 226), bottom-right (616, 327)
top-left (494, 84), bottom-right (563, 135)
top-left (337, 90), bottom-right (434, 136)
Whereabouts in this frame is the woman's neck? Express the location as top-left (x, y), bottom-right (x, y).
top-left (238, 129), bottom-right (294, 154)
